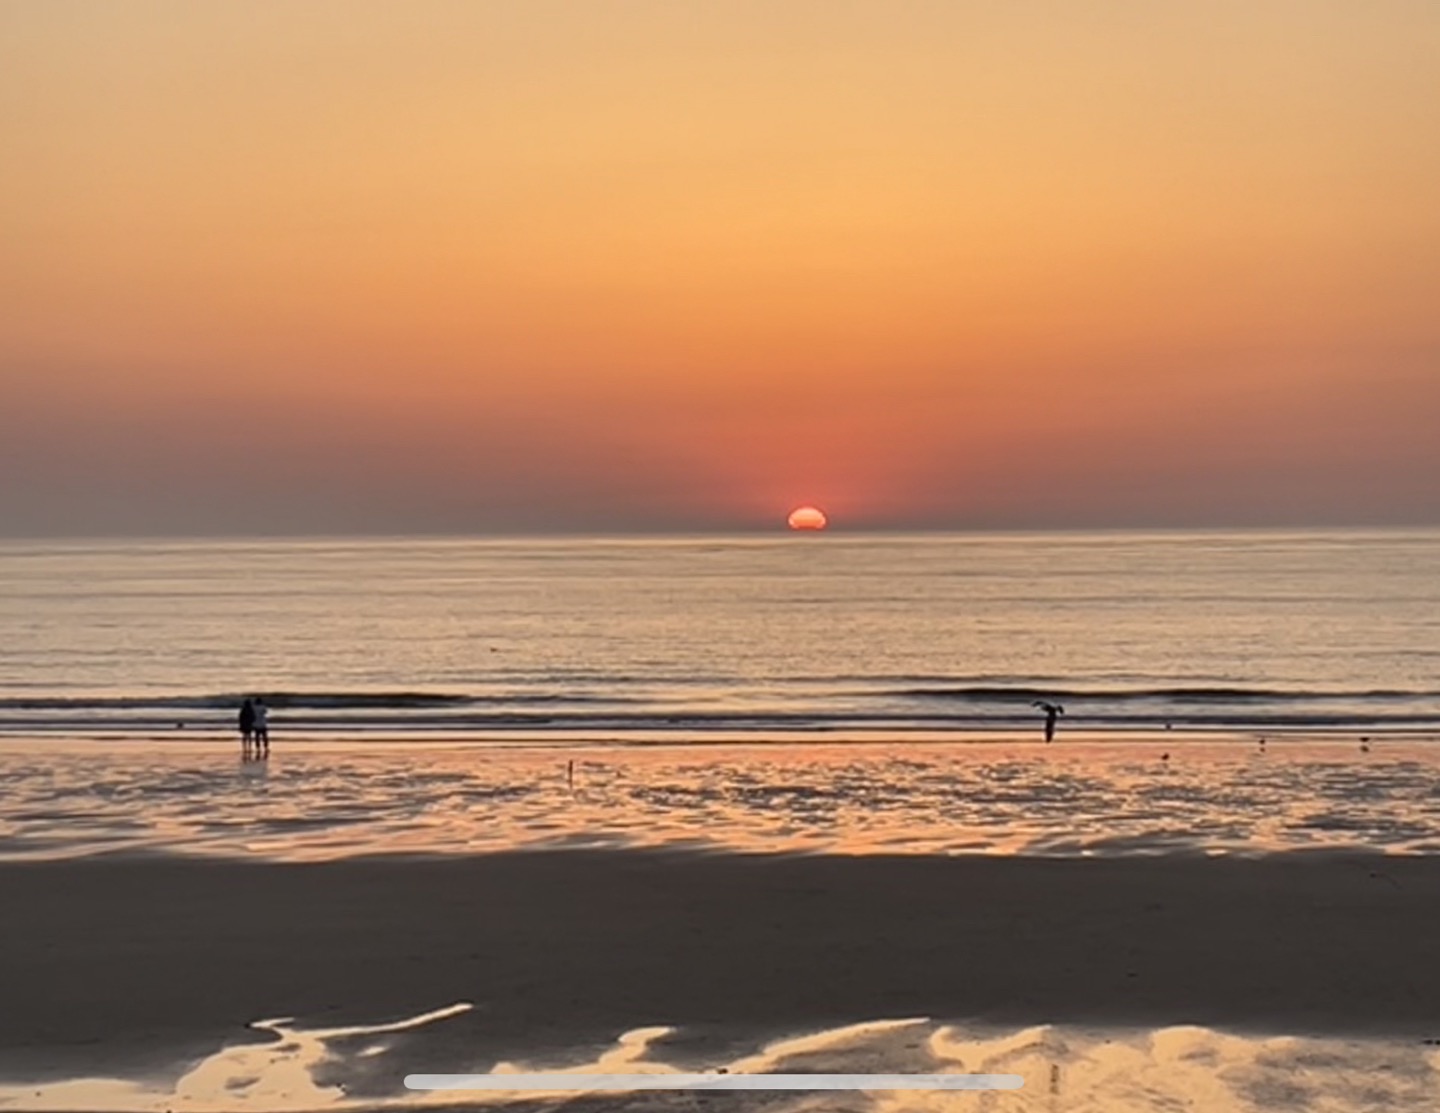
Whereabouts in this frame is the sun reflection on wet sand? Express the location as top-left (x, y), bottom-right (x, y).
top-left (0, 1005), bottom-right (473, 1112)
top-left (3, 738), bottom-right (1440, 862)
top-left (3, 1006), bottom-right (1439, 1113)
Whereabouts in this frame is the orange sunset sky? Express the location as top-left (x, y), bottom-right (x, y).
top-left (2, 1), bottom-right (1438, 535)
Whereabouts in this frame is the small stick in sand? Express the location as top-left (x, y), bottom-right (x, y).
top-left (566, 760), bottom-right (575, 788)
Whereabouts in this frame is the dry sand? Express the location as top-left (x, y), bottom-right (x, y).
top-left (3, 850), bottom-right (1439, 1081)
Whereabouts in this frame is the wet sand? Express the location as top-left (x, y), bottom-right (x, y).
top-left (4, 850), bottom-right (1440, 1085)
top-left (7, 738), bottom-right (1440, 861)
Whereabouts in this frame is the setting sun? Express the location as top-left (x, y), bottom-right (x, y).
top-left (787, 506), bottom-right (828, 531)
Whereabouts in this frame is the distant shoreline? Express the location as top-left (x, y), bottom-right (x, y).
top-left (0, 726), bottom-right (1432, 747)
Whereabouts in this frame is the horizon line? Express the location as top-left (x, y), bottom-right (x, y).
top-left (3, 522), bottom-right (1440, 546)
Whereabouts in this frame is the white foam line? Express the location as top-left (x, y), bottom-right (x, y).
top-left (405, 1073), bottom-right (1024, 1091)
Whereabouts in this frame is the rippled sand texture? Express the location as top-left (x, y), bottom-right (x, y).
top-left (3, 738), bottom-right (1440, 860)
top-left (3, 1006), bottom-right (1439, 1112)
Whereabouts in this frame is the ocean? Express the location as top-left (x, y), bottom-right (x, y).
top-left (3, 528), bottom-right (1439, 740)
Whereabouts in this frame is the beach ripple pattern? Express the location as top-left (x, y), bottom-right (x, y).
top-left (2, 739), bottom-right (1440, 860)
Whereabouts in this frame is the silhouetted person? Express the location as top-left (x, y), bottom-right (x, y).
top-left (238, 698), bottom-right (256, 754)
top-left (254, 697), bottom-right (270, 756)
top-left (1033, 700), bottom-right (1063, 742)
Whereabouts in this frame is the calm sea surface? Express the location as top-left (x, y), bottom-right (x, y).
top-left (3, 529), bottom-right (1440, 738)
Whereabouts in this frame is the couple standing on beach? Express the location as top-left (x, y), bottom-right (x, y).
top-left (238, 697), bottom-right (270, 757)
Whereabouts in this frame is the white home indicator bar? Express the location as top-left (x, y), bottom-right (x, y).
top-left (405, 1073), bottom-right (1023, 1091)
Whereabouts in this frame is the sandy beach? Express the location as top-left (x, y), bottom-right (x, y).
top-left (6, 738), bottom-right (1440, 1108)
top-left (5, 848), bottom-right (1439, 1088)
